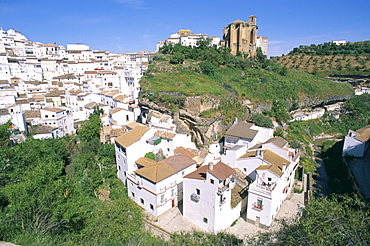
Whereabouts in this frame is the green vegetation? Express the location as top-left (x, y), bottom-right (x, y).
top-left (247, 195), bottom-right (370, 245)
top-left (250, 113), bottom-right (274, 128)
top-left (272, 41), bottom-right (370, 75)
top-left (284, 94), bottom-right (370, 174)
top-left (141, 43), bottom-right (352, 124)
top-left (0, 112), bottom-right (244, 245)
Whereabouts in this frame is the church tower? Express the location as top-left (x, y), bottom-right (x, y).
top-left (221, 15), bottom-right (267, 57)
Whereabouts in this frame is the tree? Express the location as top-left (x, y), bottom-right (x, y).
top-left (78, 113), bottom-right (102, 142)
top-left (0, 121), bottom-right (12, 148)
top-left (247, 195), bottom-right (370, 245)
top-left (251, 113), bottom-right (273, 128)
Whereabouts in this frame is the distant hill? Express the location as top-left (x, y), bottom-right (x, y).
top-left (271, 41), bottom-right (370, 76)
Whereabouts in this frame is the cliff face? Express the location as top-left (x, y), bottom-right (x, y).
top-left (139, 92), bottom-right (353, 148)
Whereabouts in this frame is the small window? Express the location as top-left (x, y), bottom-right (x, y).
top-left (131, 192), bottom-right (135, 197)
top-left (45, 115), bottom-right (48, 118)
top-left (244, 168), bottom-right (247, 172)
top-left (210, 179), bottom-right (214, 184)
top-left (196, 189), bottom-right (200, 195)
top-left (268, 177), bottom-right (272, 181)
top-left (203, 217), bottom-right (208, 223)
top-left (140, 198), bottom-right (144, 204)
top-left (167, 148), bottom-right (170, 152)
top-left (150, 204), bottom-right (154, 210)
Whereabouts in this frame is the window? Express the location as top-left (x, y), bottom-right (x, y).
top-left (161, 194), bottom-right (165, 202)
top-left (257, 199), bottom-right (263, 208)
top-left (131, 192), bottom-right (135, 197)
top-left (203, 217), bottom-right (208, 223)
top-left (126, 115), bottom-right (129, 121)
top-left (268, 177), bottom-right (272, 182)
top-left (196, 189), bottom-right (200, 195)
top-left (140, 198), bottom-right (144, 204)
top-left (150, 204), bottom-right (154, 210)
top-left (243, 168), bottom-right (247, 172)
top-left (210, 179), bottom-right (214, 184)
top-left (45, 115), bottom-right (48, 118)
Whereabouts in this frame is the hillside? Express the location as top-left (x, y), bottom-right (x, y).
top-left (140, 44), bottom-right (353, 118)
top-left (271, 41), bottom-right (370, 77)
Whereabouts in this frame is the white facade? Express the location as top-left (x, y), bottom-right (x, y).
top-left (342, 126), bottom-right (370, 157)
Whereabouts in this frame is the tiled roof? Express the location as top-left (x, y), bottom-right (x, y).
top-left (42, 107), bottom-right (65, 113)
top-left (115, 125), bottom-right (149, 148)
top-left (154, 130), bottom-right (176, 140)
top-left (174, 146), bottom-right (196, 158)
top-left (135, 154), bottom-right (195, 183)
top-left (109, 108), bottom-right (123, 115)
top-left (24, 110), bottom-right (41, 118)
top-left (113, 94), bottom-right (128, 101)
top-left (185, 161), bottom-right (235, 181)
top-left (354, 125), bottom-right (370, 142)
top-left (224, 121), bottom-right (257, 140)
top-left (264, 137), bottom-right (288, 148)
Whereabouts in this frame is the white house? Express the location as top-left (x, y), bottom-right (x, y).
top-left (342, 125), bottom-right (370, 157)
top-left (127, 154), bottom-right (197, 217)
top-left (222, 121), bottom-right (274, 167)
top-left (40, 107), bottom-right (75, 138)
top-left (183, 162), bottom-right (241, 232)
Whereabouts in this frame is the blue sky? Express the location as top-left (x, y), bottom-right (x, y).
top-left (1, 0), bottom-right (369, 56)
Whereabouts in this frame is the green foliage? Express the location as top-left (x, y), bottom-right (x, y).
top-left (266, 100), bottom-right (291, 123)
top-left (247, 195), bottom-right (370, 245)
top-left (0, 121), bottom-right (11, 147)
top-left (169, 231), bottom-right (243, 246)
top-left (251, 113), bottom-right (273, 128)
top-left (78, 113), bottom-right (102, 142)
top-left (144, 152), bottom-right (156, 161)
top-left (289, 41), bottom-right (370, 56)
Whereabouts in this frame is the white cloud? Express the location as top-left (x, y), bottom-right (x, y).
top-left (116, 0), bottom-right (146, 9)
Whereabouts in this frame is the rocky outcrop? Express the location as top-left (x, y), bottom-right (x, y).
top-left (139, 91), bottom-right (353, 149)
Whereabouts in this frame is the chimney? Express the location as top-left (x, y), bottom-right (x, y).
top-left (208, 162), bottom-right (214, 171)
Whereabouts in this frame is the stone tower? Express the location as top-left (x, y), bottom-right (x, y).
top-left (221, 15), bottom-right (259, 56)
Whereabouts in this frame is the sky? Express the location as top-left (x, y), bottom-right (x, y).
top-left (0, 0), bottom-right (369, 57)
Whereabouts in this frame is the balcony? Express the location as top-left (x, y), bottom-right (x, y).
top-left (217, 178), bottom-right (235, 195)
top-left (191, 193), bottom-right (200, 202)
top-left (252, 202), bottom-right (263, 211)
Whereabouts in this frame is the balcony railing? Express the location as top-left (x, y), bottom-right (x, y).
top-left (191, 193), bottom-right (200, 202)
top-left (252, 202), bottom-right (263, 211)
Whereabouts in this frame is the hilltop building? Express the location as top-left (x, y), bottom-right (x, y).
top-left (156, 30), bottom-right (220, 52)
top-left (221, 15), bottom-right (268, 57)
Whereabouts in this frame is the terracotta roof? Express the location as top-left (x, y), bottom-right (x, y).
top-left (160, 154), bottom-right (195, 172)
top-left (136, 157), bottom-right (158, 168)
top-left (126, 122), bottom-right (140, 129)
top-left (53, 73), bottom-right (76, 79)
top-left (154, 130), bottom-right (176, 140)
top-left (115, 125), bottom-right (149, 148)
top-left (85, 71), bottom-right (97, 74)
top-left (106, 91), bottom-right (119, 97)
top-left (354, 125), bottom-right (370, 142)
top-left (264, 137), bottom-right (288, 148)
top-left (174, 146), bottom-right (196, 158)
top-left (135, 162), bottom-right (177, 183)
top-left (224, 122), bottom-right (257, 140)
top-left (135, 154), bottom-right (195, 183)
top-left (109, 108), bottom-right (123, 115)
top-left (185, 161), bottom-right (235, 181)
top-left (113, 94), bottom-right (128, 101)
top-left (42, 107), bottom-right (65, 113)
